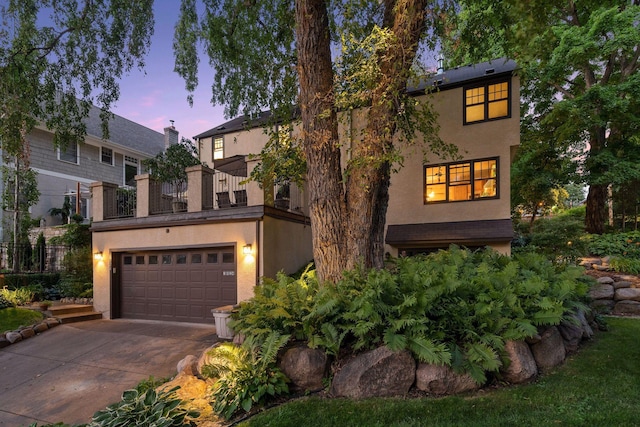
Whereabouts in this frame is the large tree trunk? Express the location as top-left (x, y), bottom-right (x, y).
top-left (345, 0), bottom-right (428, 270)
top-left (294, 0), bottom-right (346, 283)
top-left (585, 184), bottom-right (607, 234)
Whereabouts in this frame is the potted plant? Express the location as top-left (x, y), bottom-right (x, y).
top-left (142, 138), bottom-right (203, 212)
top-left (36, 300), bottom-right (53, 311)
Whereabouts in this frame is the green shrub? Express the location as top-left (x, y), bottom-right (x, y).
top-left (0, 293), bottom-right (11, 309)
top-left (609, 256), bottom-right (640, 275)
top-left (201, 332), bottom-right (290, 420)
top-left (0, 286), bottom-right (35, 306)
top-left (515, 214), bottom-right (589, 264)
top-left (88, 387), bottom-right (199, 427)
top-left (59, 247), bottom-right (92, 297)
top-left (588, 231), bottom-right (640, 258)
top-left (231, 247), bottom-right (591, 385)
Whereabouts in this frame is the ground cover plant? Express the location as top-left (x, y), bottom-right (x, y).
top-left (0, 307), bottom-right (43, 331)
top-left (588, 231), bottom-right (640, 274)
top-left (224, 247), bottom-right (592, 419)
top-left (237, 317), bottom-right (640, 427)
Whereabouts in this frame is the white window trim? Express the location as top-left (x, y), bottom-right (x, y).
top-left (101, 147), bottom-right (114, 166)
top-left (57, 142), bottom-right (80, 165)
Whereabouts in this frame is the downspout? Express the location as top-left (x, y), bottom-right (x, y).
top-left (255, 219), bottom-right (261, 285)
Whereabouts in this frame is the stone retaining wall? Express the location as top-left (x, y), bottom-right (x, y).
top-left (0, 316), bottom-right (62, 348)
top-left (582, 257), bottom-right (640, 316)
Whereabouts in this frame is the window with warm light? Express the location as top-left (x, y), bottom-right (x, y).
top-left (425, 158), bottom-right (498, 203)
top-left (213, 137), bottom-right (224, 160)
top-left (464, 80), bottom-right (510, 124)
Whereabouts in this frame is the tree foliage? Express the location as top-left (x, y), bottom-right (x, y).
top-left (0, 0), bottom-right (155, 156)
top-left (444, 0), bottom-right (640, 234)
top-left (142, 137), bottom-right (202, 193)
top-left (174, 0), bottom-right (458, 282)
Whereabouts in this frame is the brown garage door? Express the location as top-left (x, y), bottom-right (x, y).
top-left (119, 247), bottom-right (237, 323)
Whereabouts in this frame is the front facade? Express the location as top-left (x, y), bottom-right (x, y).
top-left (0, 105), bottom-right (167, 241)
top-left (91, 58), bottom-right (519, 324)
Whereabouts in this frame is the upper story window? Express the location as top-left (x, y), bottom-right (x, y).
top-left (58, 141), bottom-right (79, 164)
top-left (101, 147), bottom-right (114, 165)
top-left (425, 158), bottom-right (498, 203)
top-left (464, 80), bottom-right (510, 124)
top-left (124, 155), bottom-right (139, 187)
top-left (213, 137), bottom-right (224, 160)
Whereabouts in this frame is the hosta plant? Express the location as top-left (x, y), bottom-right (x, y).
top-left (87, 386), bottom-right (199, 427)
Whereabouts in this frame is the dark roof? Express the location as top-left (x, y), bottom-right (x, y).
top-left (196, 58), bottom-right (517, 139)
top-left (194, 111), bottom-right (275, 140)
top-left (84, 105), bottom-right (165, 156)
top-left (385, 219), bottom-right (514, 246)
top-left (408, 58), bottom-right (518, 94)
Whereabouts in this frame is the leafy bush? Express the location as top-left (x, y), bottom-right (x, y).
top-left (59, 247), bottom-right (92, 297)
top-left (201, 332), bottom-right (290, 420)
top-left (609, 257), bottom-right (640, 275)
top-left (3, 273), bottom-right (61, 290)
top-left (0, 286), bottom-right (35, 306)
top-left (588, 231), bottom-right (640, 258)
top-left (49, 223), bottom-right (91, 249)
top-left (231, 247), bottom-right (591, 385)
top-left (0, 293), bottom-right (11, 309)
top-left (514, 213), bottom-right (588, 264)
top-left (88, 387), bottom-right (199, 427)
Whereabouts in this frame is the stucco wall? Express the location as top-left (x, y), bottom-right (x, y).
top-left (261, 216), bottom-right (314, 279)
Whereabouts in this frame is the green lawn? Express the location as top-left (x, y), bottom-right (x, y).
top-left (239, 317), bottom-right (640, 427)
top-left (0, 307), bottom-right (44, 332)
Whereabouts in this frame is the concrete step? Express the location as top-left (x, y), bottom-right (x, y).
top-left (48, 304), bottom-right (102, 324)
top-left (54, 311), bottom-right (103, 324)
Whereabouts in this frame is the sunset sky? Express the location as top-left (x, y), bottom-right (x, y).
top-left (110, 1), bottom-right (227, 141)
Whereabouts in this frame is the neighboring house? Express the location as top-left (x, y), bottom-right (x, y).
top-left (91, 58), bottom-right (519, 325)
top-left (0, 105), bottom-right (169, 241)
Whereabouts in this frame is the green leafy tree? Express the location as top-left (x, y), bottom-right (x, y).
top-left (142, 137), bottom-right (202, 194)
top-left (0, 0), bottom-right (154, 174)
top-left (444, 0), bottom-right (640, 234)
top-left (174, 0), bottom-right (458, 283)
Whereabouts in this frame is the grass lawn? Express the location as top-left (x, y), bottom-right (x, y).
top-left (239, 317), bottom-right (640, 427)
top-left (0, 307), bottom-right (44, 332)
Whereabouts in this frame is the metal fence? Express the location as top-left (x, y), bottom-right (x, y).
top-left (0, 244), bottom-right (70, 273)
top-left (149, 181), bottom-right (188, 215)
top-left (104, 186), bottom-right (137, 219)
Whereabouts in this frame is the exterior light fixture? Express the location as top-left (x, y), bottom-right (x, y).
top-left (94, 251), bottom-right (103, 261)
top-left (243, 244), bottom-right (253, 255)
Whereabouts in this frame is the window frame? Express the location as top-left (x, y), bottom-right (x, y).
top-left (463, 79), bottom-right (511, 125)
top-left (424, 157), bottom-right (499, 204)
top-left (213, 137), bottom-right (224, 160)
top-left (101, 147), bottom-right (114, 166)
top-left (57, 141), bottom-right (80, 164)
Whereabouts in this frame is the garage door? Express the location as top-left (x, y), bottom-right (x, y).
top-left (119, 247), bottom-right (237, 323)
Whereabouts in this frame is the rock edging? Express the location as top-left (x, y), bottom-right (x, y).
top-left (0, 316), bottom-right (62, 348)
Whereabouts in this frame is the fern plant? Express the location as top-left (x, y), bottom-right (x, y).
top-left (202, 332), bottom-right (290, 420)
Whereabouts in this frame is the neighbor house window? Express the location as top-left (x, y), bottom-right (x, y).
top-left (101, 147), bottom-right (114, 165)
top-left (425, 158), bottom-right (498, 203)
top-left (58, 141), bottom-right (79, 164)
top-left (213, 137), bottom-right (224, 160)
top-left (124, 155), bottom-right (139, 186)
top-left (464, 80), bottom-right (510, 124)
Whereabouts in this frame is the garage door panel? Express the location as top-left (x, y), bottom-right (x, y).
top-left (119, 247), bottom-right (237, 323)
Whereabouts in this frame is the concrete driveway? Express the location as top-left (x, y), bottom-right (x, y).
top-left (0, 319), bottom-right (218, 426)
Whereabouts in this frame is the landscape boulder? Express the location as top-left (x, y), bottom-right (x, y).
top-left (612, 301), bottom-right (640, 316)
top-left (500, 340), bottom-right (537, 384)
top-left (589, 284), bottom-right (614, 300)
top-left (530, 326), bottom-right (566, 371)
top-left (415, 364), bottom-right (480, 395)
top-left (177, 355), bottom-right (200, 377)
top-left (330, 346), bottom-right (415, 398)
top-left (279, 345), bottom-right (328, 392)
top-left (614, 288), bottom-right (640, 302)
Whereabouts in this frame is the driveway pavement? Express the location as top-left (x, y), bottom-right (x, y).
top-left (0, 319), bottom-right (218, 426)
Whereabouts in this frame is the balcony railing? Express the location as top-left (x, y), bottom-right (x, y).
top-left (91, 164), bottom-right (307, 221)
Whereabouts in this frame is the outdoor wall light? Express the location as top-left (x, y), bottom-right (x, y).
top-left (94, 251), bottom-right (103, 261)
top-left (243, 244), bottom-right (253, 255)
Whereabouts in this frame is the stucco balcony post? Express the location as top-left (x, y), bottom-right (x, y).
top-left (186, 164), bottom-right (215, 212)
top-left (90, 181), bottom-right (119, 222)
top-left (135, 174), bottom-right (151, 218)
